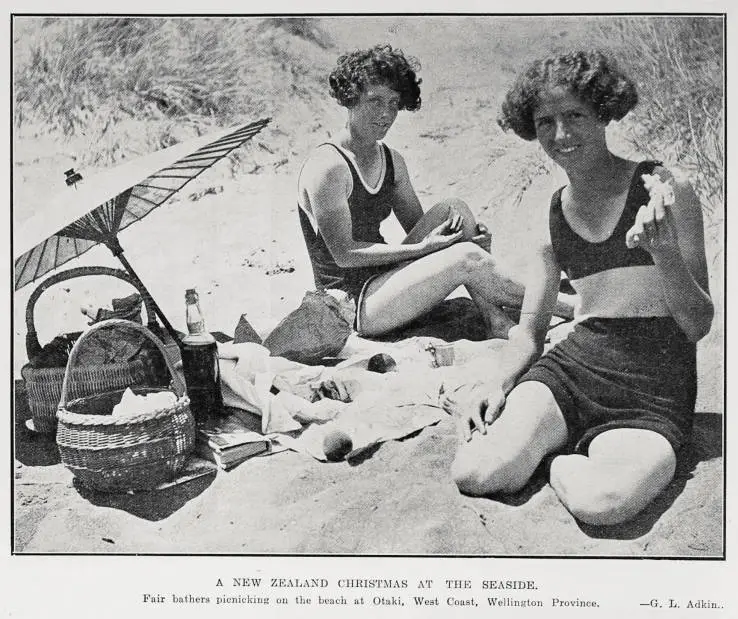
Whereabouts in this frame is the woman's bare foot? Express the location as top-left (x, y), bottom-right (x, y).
top-left (484, 304), bottom-right (516, 339)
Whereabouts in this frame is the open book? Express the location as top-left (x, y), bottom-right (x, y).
top-left (195, 408), bottom-right (271, 470)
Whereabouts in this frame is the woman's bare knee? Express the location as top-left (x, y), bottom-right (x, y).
top-left (450, 242), bottom-right (493, 276)
top-left (558, 481), bottom-right (646, 526)
top-left (550, 449), bottom-right (677, 526)
top-left (440, 198), bottom-right (477, 234)
top-left (452, 443), bottom-right (535, 496)
top-left (449, 381), bottom-right (567, 497)
top-left (549, 455), bottom-right (629, 525)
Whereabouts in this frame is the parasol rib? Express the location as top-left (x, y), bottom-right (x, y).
top-left (16, 118), bottom-right (272, 345)
top-left (90, 207), bottom-right (115, 242)
top-left (52, 235), bottom-right (61, 274)
top-left (111, 188), bottom-right (132, 232)
top-left (183, 126), bottom-right (267, 158)
top-left (127, 192), bottom-right (161, 207)
top-left (135, 183), bottom-right (193, 192)
top-left (149, 165), bottom-right (209, 172)
top-left (191, 140), bottom-right (253, 156)
top-left (206, 125), bottom-right (264, 145)
top-left (15, 250), bottom-right (33, 286)
top-left (190, 133), bottom-right (262, 155)
top-left (30, 241), bottom-right (49, 284)
top-left (170, 156), bottom-right (221, 164)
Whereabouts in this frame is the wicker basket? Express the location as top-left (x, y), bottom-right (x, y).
top-left (21, 266), bottom-right (166, 434)
top-left (56, 318), bottom-right (195, 493)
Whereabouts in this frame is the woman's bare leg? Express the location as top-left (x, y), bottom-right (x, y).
top-left (358, 198), bottom-right (574, 336)
top-left (359, 240), bottom-right (517, 336)
top-left (450, 381), bottom-right (569, 495)
top-left (549, 429), bottom-right (677, 525)
top-left (403, 199), bottom-right (574, 322)
top-left (398, 199), bottom-right (517, 336)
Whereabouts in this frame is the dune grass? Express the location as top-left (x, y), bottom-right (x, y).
top-left (14, 16), bottom-right (723, 206)
top-left (13, 17), bottom-right (334, 167)
top-left (596, 17), bottom-right (724, 224)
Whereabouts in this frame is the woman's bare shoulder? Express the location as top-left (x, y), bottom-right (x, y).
top-left (300, 143), bottom-right (352, 191)
top-left (385, 144), bottom-right (409, 175)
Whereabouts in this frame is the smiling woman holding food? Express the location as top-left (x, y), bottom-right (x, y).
top-left (446, 50), bottom-right (714, 526)
top-left (297, 44), bottom-right (574, 338)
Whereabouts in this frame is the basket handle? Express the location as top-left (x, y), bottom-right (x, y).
top-left (58, 318), bottom-right (186, 409)
top-left (25, 266), bottom-right (160, 359)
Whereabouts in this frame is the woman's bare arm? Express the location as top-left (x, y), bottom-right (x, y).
top-left (387, 149), bottom-right (425, 233)
top-left (444, 227), bottom-right (562, 439)
top-left (626, 168), bottom-right (714, 342)
top-left (302, 148), bottom-right (460, 268)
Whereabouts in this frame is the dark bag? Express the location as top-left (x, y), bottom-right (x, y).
top-left (263, 291), bottom-right (353, 364)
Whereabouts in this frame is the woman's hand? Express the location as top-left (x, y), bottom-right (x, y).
top-left (441, 380), bottom-right (506, 442)
top-left (625, 175), bottom-right (680, 256)
top-left (471, 222), bottom-right (492, 253)
top-left (422, 210), bottom-right (464, 252)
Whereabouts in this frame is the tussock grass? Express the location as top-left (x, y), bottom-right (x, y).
top-left (14, 17), bottom-right (334, 166)
top-left (487, 16), bottom-right (723, 229)
top-left (596, 17), bottom-right (724, 223)
top-left (14, 16), bottom-right (723, 222)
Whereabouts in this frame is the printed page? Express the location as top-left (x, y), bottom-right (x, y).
top-left (5, 4), bottom-right (733, 619)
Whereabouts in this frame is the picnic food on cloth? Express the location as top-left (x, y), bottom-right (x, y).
top-left (366, 353), bottom-right (397, 373)
top-left (21, 266), bottom-right (167, 433)
top-left (322, 429), bottom-right (353, 462)
top-left (56, 318), bottom-right (195, 493)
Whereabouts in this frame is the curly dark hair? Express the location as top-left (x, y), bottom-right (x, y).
top-left (498, 50), bottom-right (638, 141)
top-left (329, 44), bottom-right (422, 111)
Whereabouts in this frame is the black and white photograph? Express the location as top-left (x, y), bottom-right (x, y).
top-left (7, 8), bottom-right (732, 616)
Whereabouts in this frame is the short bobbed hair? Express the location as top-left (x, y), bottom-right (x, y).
top-left (498, 50), bottom-right (638, 141)
top-left (329, 44), bottom-right (422, 111)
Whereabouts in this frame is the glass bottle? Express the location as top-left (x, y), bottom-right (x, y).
top-left (180, 288), bottom-right (223, 425)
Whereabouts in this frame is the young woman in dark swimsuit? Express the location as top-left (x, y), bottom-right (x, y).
top-left (446, 50), bottom-right (713, 526)
top-left (298, 44), bottom-right (574, 338)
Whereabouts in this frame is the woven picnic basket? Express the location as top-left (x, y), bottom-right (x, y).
top-left (56, 318), bottom-right (195, 493)
top-left (21, 266), bottom-right (166, 434)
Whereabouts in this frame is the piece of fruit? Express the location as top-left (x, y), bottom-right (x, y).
top-left (367, 353), bottom-right (397, 374)
top-left (323, 429), bottom-right (353, 462)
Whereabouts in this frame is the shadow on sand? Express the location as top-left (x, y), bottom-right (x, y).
top-left (14, 379), bottom-right (215, 521)
top-left (14, 380), bottom-right (61, 467)
top-left (73, 471), bottom-right (215, 521)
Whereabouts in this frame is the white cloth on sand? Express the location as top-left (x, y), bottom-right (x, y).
top-left (211, 337), bottom-right (511, 461)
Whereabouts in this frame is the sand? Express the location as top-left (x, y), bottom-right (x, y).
top-left (12, 17), bottom-right (724, 557)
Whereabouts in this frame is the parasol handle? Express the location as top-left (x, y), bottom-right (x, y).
top-left (110, 247), bottom-right (182, 346)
